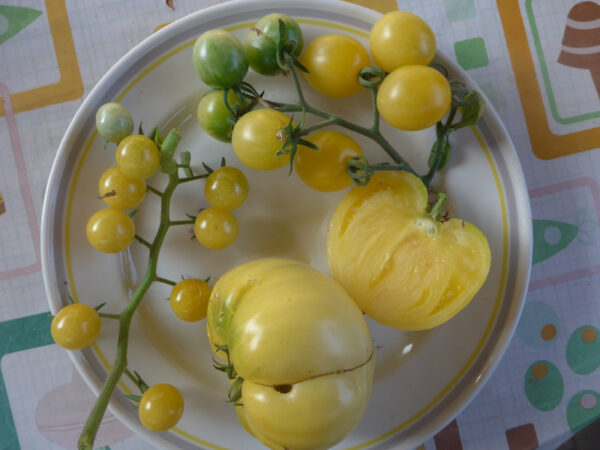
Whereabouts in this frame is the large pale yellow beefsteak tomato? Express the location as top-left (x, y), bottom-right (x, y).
top-left (327, 171), bottom-right (491, 331)
top-left (206, 258), bottom-right (375, 450)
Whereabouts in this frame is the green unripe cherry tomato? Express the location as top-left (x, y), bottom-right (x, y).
top-left (51, 303), bottom-right (101, 350)
top-left (244, 13), bottom-right (304, 76)
top-left (194, 208), bottom-right (239, 250)
top-left (96, 102), bottom-right (134, 143)
top-left (369, 11), bottom-right (436, 72)
top-left (138, 384), bottom-right (184, 432)
top-left (169, 278), bottom-right (212, 322)
top-left (86, 208), bottom-right (135, 253)
top-left (197, 89), bottom-right (244, 142)
top-left (193, 29), bottom-right (249, 89)
top-left (98, 166), bottom-right (146, 210)
top-left (115, 135), bottom-right (161, 180)
top-left (377, 65), bottom-right (451, 131)
top-left (204, 166), bottom-right (249, 210)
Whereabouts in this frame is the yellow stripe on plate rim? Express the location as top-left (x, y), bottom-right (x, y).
top-left (64, 19), bottom-right (508, 449)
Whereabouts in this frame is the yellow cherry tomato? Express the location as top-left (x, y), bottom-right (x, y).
top-left (138, 384), bottom-right (184, 432)
top-left (204, 166), bottom-right (249, 210)
top-left (295, 130), bottom-right (363, 192)
top-left (169, 278), bottom-right (211, 322)
top-left (194, 208), bottom-right (239, 250)
top-left (98, 166), bottom-right (146, 210)
top-left (115, 135), bottom-right (161, 180)
top-left (207, 258), bottom-right (375, 449)
top-left (86, 208), bottom-right (135, 253)
top-left (301, 34), bottom-right (370, 98)
top-left (327, 171), bottom-right (491, 330)
top-left (370, 11), bottom-right (436, 72)
top-left (51, 303), bottom-right (101, 350)
top-left (232, 109), bottom-right (291, 170)
top-left (377, 65), bottom-right (451, 131)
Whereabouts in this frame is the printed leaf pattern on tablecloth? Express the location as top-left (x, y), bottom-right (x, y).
top-left (0, 6), bottom-right (42, 45)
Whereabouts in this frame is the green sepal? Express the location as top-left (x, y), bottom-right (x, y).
top-left (124, 394), bottom-right (142, 403)
top-left (450, 91), bottom-right (485, 130)
top-left (202, 162), bottom-right (214, 174)
top-left (94, 302), bottom-right (107, 312)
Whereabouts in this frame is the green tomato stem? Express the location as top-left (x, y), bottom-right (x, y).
top-left (146, 185), bottom-right (163, 196)
top-left (429, 192), bottom-right (448, 222)
top-left (78, 130), bottom-right (182, 450)
top-left (422, 106), bottom-right (458, 188)
top-left (156, 276), bottom-right (177, 287)
top-left (274, 54), bottom-right (419, 178)
top-left (134, 234), bottom-right (152, 249)
top-left (98, 312), bottom-right (121, 320)
top-left (179, 173), bottom-right (209, 183)
top-left (170, 219), bottom-right (195, 226)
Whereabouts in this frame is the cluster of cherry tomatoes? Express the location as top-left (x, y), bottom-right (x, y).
top-left (193, 11), bottom-right (452, 192)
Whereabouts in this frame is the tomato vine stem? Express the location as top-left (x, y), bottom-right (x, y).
top-left (78, 130), bottom-right (182, 450)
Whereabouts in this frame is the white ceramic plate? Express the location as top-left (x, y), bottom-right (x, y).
top-left (41, 0), bottom-right (532, 448)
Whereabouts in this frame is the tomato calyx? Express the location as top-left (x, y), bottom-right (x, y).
top-left (358, 66), bottom-right (386, 89)
top-left (213, 345), bottom-right (245, 406)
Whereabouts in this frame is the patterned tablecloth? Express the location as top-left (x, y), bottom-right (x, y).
top-left (1, 0), bottom-right (600, 449)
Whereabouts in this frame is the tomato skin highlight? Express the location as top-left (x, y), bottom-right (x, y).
top-left (98, 166), bottom-right (146, 210)
top-left (327, 171), bottom-right (491, 330)
top-left (206, 258), bottom-right (375, 450)
top-left (295, 130), bottom-right (363, 192)
top-left (170, 279), bottom-right (211, 322)
top-left (115, 135), bottom-right (161, 180)
top-left (301, 34), bottom-right (370, 98)
top-left (232, 109), bottom-right (291, 170)
top-left (51, 303), bottom-right (101, 350)
top-left (96, 102), bottom-right (134, 143)
top-left (194, 208), bottom-right (239, 250)
top-left (369, 11), bottom-right (436, 72)
top-left (86, 208), bottom-right (135, 253)
top-left (193, 29), bottom-right (249, 89)
top-left (377, 65), bottom-right (451, 131)
top-left (204, 166), bottom-right (249, 210)
top-left (138, 384), bottom-right (184, 432)
top-left (197, 90), bottom-right (244, 142)
top-left (244, 13), bottom-right (304, 76)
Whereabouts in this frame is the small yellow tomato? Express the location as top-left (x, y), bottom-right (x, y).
top-left (86, 208), bottom-right (135, 253)
top-left (232, 109), bottom-right (291, 170)
top-left (51, 303), bottom-right (101, 350)
top-left (295, 130), bottom-right (363, 192)
top-left (302, 34), bottom-right (370, 98)
top-left (138, 384), bottom-right (184, 432)
top-left (194, 208), bottom-right (239, 250)
top-left (204, 166), bottom-right (249, 210)
top-left (370, 11), bottom-right (436, 72)
top-left (98, 166), bottom-right (146, 210)
top-left (115, 135), bottom-right (161, 180)
top-left (169, 278), bottom-right (211, 322)
top-left (377, 65), bottom-right (451, 131)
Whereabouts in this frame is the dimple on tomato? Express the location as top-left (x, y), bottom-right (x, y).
top-left (207, 258), bottom-right (375, 450)
top-left (327, 171), bottom-right (491, 330)
top-left (369, 11), bottom-right (436, 72)
top-left (295, 130), bottom-right (363, 192)
top-left (301, 34), bottom-right (370, 98)
top-left (231, 109), bottom-right (291, 170)
top-left (377, 65), bottom-right (451, 131)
